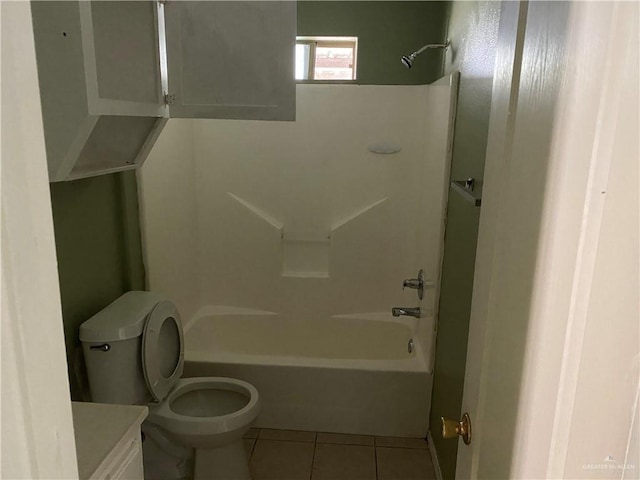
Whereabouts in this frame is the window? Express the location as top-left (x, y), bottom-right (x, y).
top-left (296, 36), bottom-right (358, 81)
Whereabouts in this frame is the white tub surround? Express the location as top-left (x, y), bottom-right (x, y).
top-left (141, 82), bottom-right (456, 330)
top-left (140, 78), bottom-right (459, 438)
top-left (183, 311), bottom-right (433, 437)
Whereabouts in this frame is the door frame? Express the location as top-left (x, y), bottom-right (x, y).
top-left (1, 3), bottom-right (78, 478)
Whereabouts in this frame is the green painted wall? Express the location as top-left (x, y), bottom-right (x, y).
top-left (49, 170), bottom-right (145, 400)
top-left (429, 2), bottom-right (501, 478)
top-left (297, 1), bottom-right (448, 85)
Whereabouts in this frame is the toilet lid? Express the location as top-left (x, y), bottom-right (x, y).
top-left (142, 300), bottom-right (184, 402)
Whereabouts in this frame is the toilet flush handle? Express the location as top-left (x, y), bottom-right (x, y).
top-left (90, 343), bottom-right (111, 352)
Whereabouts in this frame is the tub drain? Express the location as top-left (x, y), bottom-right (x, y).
top-left (408, 338), bottom-right (415, 354)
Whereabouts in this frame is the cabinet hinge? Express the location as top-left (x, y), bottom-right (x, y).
top-left (164, 93), bottom-right (176, 106)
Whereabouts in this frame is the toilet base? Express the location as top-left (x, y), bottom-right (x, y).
top-left (194, 440), bottom-right (251, 480)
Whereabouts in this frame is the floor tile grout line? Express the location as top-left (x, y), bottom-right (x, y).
top-left (247, 429), bottom-right (428, 446)
top-left (316, 442), bottom-right (375, 447)
top-left (374, 445), bottom-right (379, 480)
top-left (252, 438), bottom-right (317, 445)
top-left (319, 443), bottom-right (379, 448)
top-left (309, 435), bottom-right (318, 480)
top-left (315, 442), bottom-right (378, 448)
top-left (375, 445), bottom-right (430, 450)
top-left (247, 438), bottom-right (257, 462)
top-left (248, 437), bottom-right (427, 448)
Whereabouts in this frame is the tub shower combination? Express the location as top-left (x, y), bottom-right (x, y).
top-left (140, 78), bottom-right (458, 439)
top-left (183, 308), bottom-right (434, 437)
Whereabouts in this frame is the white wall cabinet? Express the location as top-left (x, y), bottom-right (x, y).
top-left (163, 1), bottom-right (296, 120)
top-left (31, 1), bottom-right (296, 182)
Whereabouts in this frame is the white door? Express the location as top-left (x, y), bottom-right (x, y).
top-left (454, 1), bottom-right (639, 478)
top-left (162, 1), bottom-right (296, 120)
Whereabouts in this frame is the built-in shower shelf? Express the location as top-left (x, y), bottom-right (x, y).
top-left (282, 231), bottom-right (331, 243)
top-left (282, 230), bottom-right (331, 278)
top-left (451, 179), bottom-right (482, 206)
top-left (282, 271), bottom-right (329, 279)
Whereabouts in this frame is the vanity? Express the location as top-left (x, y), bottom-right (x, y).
top-left (72, 402), bottom-right (147, 480)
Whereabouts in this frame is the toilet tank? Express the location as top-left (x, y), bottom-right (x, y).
top-left (81, 336), bottom-right (149, 404)
top-left (80, 291), bottom-right (165, 404)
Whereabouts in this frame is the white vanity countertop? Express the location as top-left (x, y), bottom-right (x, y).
top-left (71, 401), bottom-right (148, 479)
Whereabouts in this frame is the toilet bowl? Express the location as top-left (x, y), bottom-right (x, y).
top-left (150, 377), bottom-right (260, 447)
top-left (80, 292), bottom-right (260, 480)
top-left (148, 377), bottom-right (259, 479)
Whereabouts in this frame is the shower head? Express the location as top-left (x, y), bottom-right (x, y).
top-left (401, 41), bottom-right (450, 69)
top-left (401, 54), bottom-right (415, 69)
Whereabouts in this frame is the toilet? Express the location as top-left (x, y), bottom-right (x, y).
top-left (80, 291), bottom-right (260, 480)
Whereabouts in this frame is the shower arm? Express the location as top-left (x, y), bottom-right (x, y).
top-left (411, 42), bottom-right (450, 57)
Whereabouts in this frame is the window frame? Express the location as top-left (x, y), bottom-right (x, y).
top-left (296, 36), bottom-right (358, 83)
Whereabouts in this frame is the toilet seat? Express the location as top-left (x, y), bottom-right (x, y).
top-left (147, 377), bottom-right (260, 438)
top-left (141, 301), bottom-right (260, 443)
top-left (142, 301), bottom-right (184, 401)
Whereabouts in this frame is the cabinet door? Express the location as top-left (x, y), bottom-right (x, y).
top-left (163, 1), bottom-right (296, 120)
top-left (79, 1), bottom-right (166, 117)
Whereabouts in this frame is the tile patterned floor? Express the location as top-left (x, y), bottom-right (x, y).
top-left (243, 428), bottom-right (436, 480)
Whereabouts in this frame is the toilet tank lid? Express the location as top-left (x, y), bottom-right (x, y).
top-left (79, 291), bottom-right (168, 342)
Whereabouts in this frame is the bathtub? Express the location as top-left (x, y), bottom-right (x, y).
top-left (182, 308), bottom-right (434, 437)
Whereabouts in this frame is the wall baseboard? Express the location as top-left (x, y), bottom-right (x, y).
top-left (427, 431), bottom-right (444, 480)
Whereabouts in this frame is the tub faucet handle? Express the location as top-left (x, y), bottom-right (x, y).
top-left (402, 269), bottom-right (425, 300)
top-left (403, 278), bottom-right (422, 290)
top-left (392, 307), bottom-right (421, 319)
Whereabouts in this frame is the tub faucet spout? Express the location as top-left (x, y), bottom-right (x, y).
top-left (392, 307), bottom-right (421, 318)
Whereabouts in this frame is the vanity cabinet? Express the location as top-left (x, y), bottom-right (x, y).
top-left (71, 402), bottom-right (148, 480)
top-left (31, 1), bottom-right (296, 182)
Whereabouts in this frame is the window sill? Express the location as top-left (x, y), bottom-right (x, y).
top-left (296, 80), bottom-right (359, 85)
